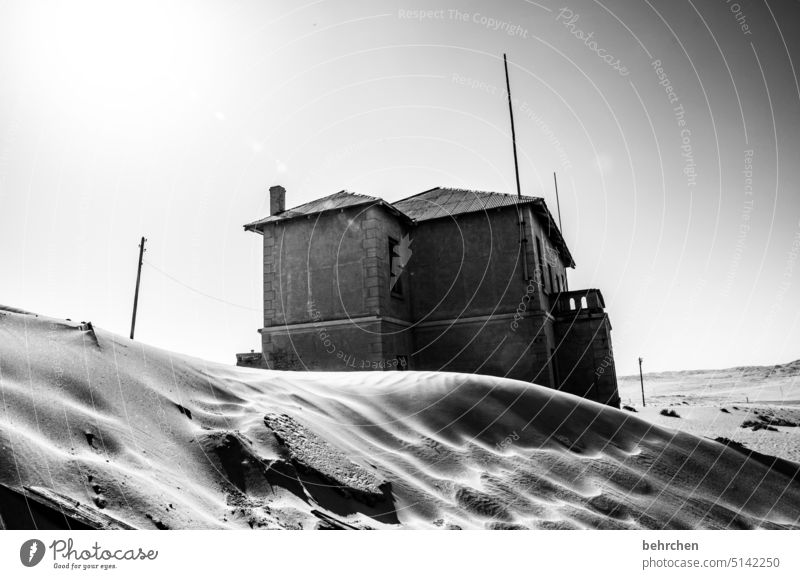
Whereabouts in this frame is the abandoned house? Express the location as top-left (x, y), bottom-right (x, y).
top-left (239, 185), bottom-right (620, 407)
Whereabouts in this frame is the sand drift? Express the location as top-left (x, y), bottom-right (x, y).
top-left (1, 306), bottom-right (798, 529)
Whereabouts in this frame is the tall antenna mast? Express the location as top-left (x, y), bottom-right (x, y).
top-left (553, 172), bottom-right (563, 232)
top-left (504, 54), bottom-right (529, 281)
top-left (553, 172), bottom-right (568, 290)
top-left (504, 54), bottom-right (522, 200)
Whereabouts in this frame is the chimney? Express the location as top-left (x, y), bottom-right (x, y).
top-left (269, 185), bottom-right (286, 215)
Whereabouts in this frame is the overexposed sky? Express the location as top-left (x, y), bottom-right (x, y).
top-left (1, 0), bottom-right (798, 374)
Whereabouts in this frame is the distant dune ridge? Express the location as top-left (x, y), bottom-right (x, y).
top-left (619, 360), bottom-right (800, 386)
top-left (1, 306), bottom-right (799, 529)
top-left (618, 360), bottom-right (800, 465)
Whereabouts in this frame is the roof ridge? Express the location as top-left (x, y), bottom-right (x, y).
top-left (390, 186), bottom-right (442, 205)
top-left (243, 188), bottom-right (391, 231)
top-left (245, 186), bottom-right (547, 233)
top-left (284, 189), bottom-right (377, 213)
top-left (392, 187), bottom-right (541, 205)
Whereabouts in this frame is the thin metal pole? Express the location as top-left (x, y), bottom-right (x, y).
top-left (553, 172), bottom-right (563, 232)
top-left (504, 54), bottom-right (529, 281)
top-left (504, 54), bottom-right (522, 200)
top-left (638, 357), bottom-right (646, 407)
top-left (130, 237), bottom-right (146, 340)
top-left (553, 172), bottom-right (568, 290)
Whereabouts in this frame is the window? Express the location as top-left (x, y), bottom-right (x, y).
top-left (389, 237), bottom-right (403, 296)
top-left (535, 237), bottom-right (545, 291)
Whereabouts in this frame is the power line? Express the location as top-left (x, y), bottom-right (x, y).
top-left (143, 260), bottom-right (260, 312)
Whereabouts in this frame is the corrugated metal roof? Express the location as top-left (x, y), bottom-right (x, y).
top-left (243, 186), bottom-right (574, 267)
top-left (392, 187), bottom-right (574, 267)
top-left (392, 187), bottom-right (540, 221)
top-left (244, 190), bottom-right (381, 230)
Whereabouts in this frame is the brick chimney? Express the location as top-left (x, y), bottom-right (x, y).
top-left (269, 185), bottom-right (286, 215)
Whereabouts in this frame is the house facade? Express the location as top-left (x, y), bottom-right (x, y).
top-left (241, 185), bottom-right (620, 407)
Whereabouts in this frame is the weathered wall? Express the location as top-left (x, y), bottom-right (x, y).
top-left (401, 206), bottom-right (569, 387)
top-left (268, 208), bottom-right (367, 325)
top-left (235, 351), bottom-right (267, 369)
top-left (262, 319), bottom-right (413, 371)
top-left (262, 320), bottom-right (380, 370)
top-left (411, 313), bottom-right (556, 387)
top-left (407, 209), bottom-right (529, 321)
top-left (262, 205), bottom-right (409, 327)
top-left (525, 206), bottom-right (569, 313)
top-left (259, 204), bottom-right (414, 371)
top-left (553, 293), bottom-right (620, 407)
top-left (376, 319), bottom-right (414, 369)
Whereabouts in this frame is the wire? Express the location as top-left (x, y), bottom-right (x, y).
top-left (143, 260), bottom-right (260, 312)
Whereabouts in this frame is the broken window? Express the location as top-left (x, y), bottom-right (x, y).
top-left (535, 237), bottom-right (545, 291)
top-left (389, 237), bottom-right (403, 296)
top-left (389, 236), bottom-right (413, 297)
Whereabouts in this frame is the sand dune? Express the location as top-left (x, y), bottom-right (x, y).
top-left (1, 306), bottom-right (799, 529)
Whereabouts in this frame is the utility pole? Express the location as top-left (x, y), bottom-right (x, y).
top-left (130, 236), bottom-right (146, 340)
top-left (638, 356), bottom-right (646, 406)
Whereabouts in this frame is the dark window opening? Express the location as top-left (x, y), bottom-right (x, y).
top-left (535, 237), bottom-right (545, 291)
top-left (389, 237), bottom-right (404, 297)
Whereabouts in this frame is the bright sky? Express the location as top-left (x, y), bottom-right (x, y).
top-left (1, 0), bottom-right (798, 375)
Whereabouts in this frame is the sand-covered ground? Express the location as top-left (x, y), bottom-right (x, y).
top-left (619, 363), bottom-right (800, 464)
top-left (1, 306), bottom-right (799, 530)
